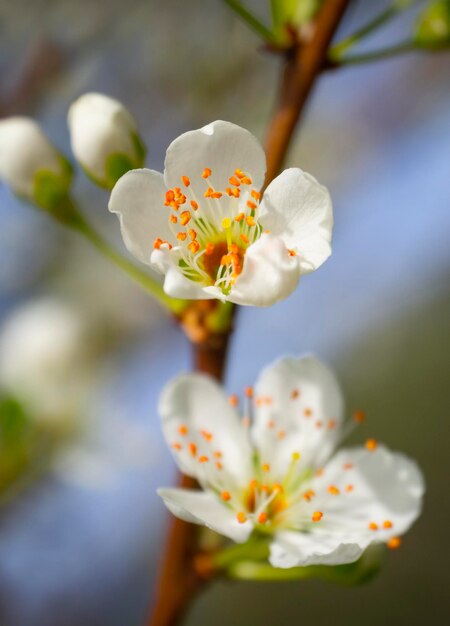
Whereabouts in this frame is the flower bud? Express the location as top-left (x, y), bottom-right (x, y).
top-left (414, 0), bottom-right (450, 49)
top-left (0, 117), bottom-right (73, 210)
top-left (68, 92), bottom-right (146, 189)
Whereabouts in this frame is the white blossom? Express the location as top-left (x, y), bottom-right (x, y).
top-left (109, 120), bottom-right (333, 306)
top-left (157, 355), bottom-right (424, 567)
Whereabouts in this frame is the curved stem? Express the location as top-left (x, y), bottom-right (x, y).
top-left (223, 0), bottom-right (281, 46)
top-left (335, 40), bottom-right (416, 65)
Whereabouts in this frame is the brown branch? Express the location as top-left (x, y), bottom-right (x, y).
top-left (264, 0), bottom-right (351, 184)
top-left (146, 2), bottom-right (351, 625)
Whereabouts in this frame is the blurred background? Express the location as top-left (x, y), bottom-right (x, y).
top-left (0, 0), bottom-right (449, 624)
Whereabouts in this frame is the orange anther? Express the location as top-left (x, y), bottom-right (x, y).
top-left (234, 213), bottom-right (245, 222)
top-left (179, 211), bottom-right (191, 226)
top-left (177, 232), bottom-right (187, 241)
top-left (241, 176), bottom-right (252, 185)
top-left (312, 511), bottom-right (323, 522)
top-left (153, 238), bottom-right (172, 250)
top-left (202, 167), bottom-right (212, 178)
top-left (190, 200), bottom-right (199, 210)
top-left (198, 455), bottom-right (209, 463)
top-left (201, 430), bottom-right (213, 442)
top-left (237, 511), bottom-right (247, 524)
top-left (246, 200), bottom-right (257, 210)
top-left (303, 489), bottom-right (315, 502)
top-left (229, 394), bottom-right (239, 407)
top-left (205, 242), bottom-right (214, 255)
top-left (165, 190), bottom-right (175, 205)
top-left (277, 430), bottom-right (286, 440)
top-left (215, 461), bottom-right (223, 470)
top-left (343, 463), bottom-right (353, 470)
top-left (383, 520), bottom-right (393, 529)
top-left (387, 536), bottom-right (402, 550)
top-left (258, 512), bottom-right (268, 524)
top-left (353, 410), bottom-right (366, 423)
top-left (266, 420), bottom-right (275, 429)
top-left (181, 175), bottom-right (190, 187)
top-left (204, 187), bottom-right (214, 198)
top-left (328, 485), bottom-right (340, 496)
top-left (327, 419), bottom-right (337, 430)
top-left (261, 463), bottom-right (270, 473)
top-left (188, 229), bottom-right (197, 240)
top-left (288, 249), bottom-right (297, 256)
top-left (345, 484), bottom-right (354, 493)
top-left (316, 468), bottom-right (324, 477)
top-left (244, 386), bottom-right (254, 398)
top-left (315, 420), bottom-right (323, 429)
top-left (213, 451), bottom-right (222, 459)
top-left (221, 491), bottom-right (231, 501)
top-left (365, 438), bottom-right (378, 452)
top-left (178, 425), bottom-right (188, 436)
top-left (240, 233), bottom-right (249, 244)
top-left (245, 216), bottom-right (256, 227)
top-left (368, 522), bottom-right (379, 531)
top-left (171, 443), bottom-right (182, 451)
top-left (170, 215), bottom-right (178, 224)
top-left (189, 442), bottom-right (197, 457)
top-left (291, 389), bottom-right (300, 399)
top-left (273, 483), bottom-right (284, 493)
top-left (251, 190), bottom-right (260, 200)
top-left (188, 241), bottom-right (200, 254)
top-left (229, 176), bottom-right (241, 186)
top-left (235, 168), bottom-right (245, 179)
top-left (304, 408), bottom-right (313, 417)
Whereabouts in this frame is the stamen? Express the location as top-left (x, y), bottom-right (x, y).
top-left (383, 520), bottom-right (393, 529)
top-left (353, 410), bottom-right (366, 423)
top-left (241, 176), bottom-right (252, 185)
top-left (177, 232), bottom-right (187, 241)
top-left (312, 511), bottom-right (323, 522)
top-left (235, 213), bottom-right (245, 222)
top-left (198, 455), bottom-right (209, 463)
top-left (387, 537), bottom-right (401, 550)
top-left (328, 485), bottom-right (340, 496)
top-left (246, 216), bottom-right (256, 227)
top-left (304, 408), bottom-right (313, 417)
top-left (171, 443), bottom-right (182, 451)
top-left (213, 451), bottom-right (222, 459)
top-left (188, 241), bottom-right (200, 254)
top-left (345, 484), bottom-right (354, 492)
top-left (365, 438), bottom-right (378, 452)
top-left (240, 233), bottom-right (249, 244)
top-left (181, 175), bottom-right (190, 187)
top-left (190, 200), bottom-right (198, 210)
top-left (179, 211), bottom-right (191, 226)
top-left (153, 238), bottom-right (172, 250)
top-left (237, 512), bottom-right (247, 524)
top-left (288, 249), bottom-right (297, 257)
top-left (178, 425), bottom-right (188, 436)
top-left (200, 430), bottom-right (213, 442)
top-left (221, 491), bottom-right (231, 501)
top-left (244, 386), bottom-right (254, 398)
top-left (189, 442), bottom-right (197, 457)
top-left (303, 489), bottom-right (315, 502)
top-left (258, 512), bottom-right (268, 524)
top-left (368, 522), bottom-right (379, 531)
top-left (251, 190), bottom-right (260, 200)
top-left (229, 176), bottom-right (241, 186)
top-left (262, 463), bottom-right (270, 473)
top-left (291, 389), bottom-right (300, 399)
top-left (170, 215), bottom-right (178, 224)
top-left (202, 167), bottom-right (212, 178)
top-left (228, 394), bottom-right (239, 407)
top-left (247, 200), bottom-right (257, 210)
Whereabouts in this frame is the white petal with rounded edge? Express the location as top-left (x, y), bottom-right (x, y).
top-left (270, 530), bottom-right (367, 568)
top-left (0, 117), bottom-right (62, 196)
top-left (68, 93), bottom-right (138, 181)
top-left (308, 445), bottom-right (425, 539)
top-left (259, 168), bottom-right (333, 274)
top-left (158, 488), bottom-right (253, 543)
top-left (159, 373), bottom-right (253, 484)
top-left (224, 233), bottom-right (300, 307)
top-left (109, 168), bottom-right (172, 265)
top-left (164, 120), bottom-right (266, 198)
top-left (252, 355), bottom-right (344, 478)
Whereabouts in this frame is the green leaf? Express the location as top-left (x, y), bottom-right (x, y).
top-left (415, 0), bottom-right (450, 48)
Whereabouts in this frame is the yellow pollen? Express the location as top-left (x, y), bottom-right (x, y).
top-left (200, 430), bottom-right (213, 442)
top-left (262, 463), bottom-right (270, 473)
top-left (237, 512), bottom-right (247, 524)
top-left (312, 511), bottom-right (323, 522)
top-left (190, 200), bottom-right (198, 210)
top-left (328, 485), bottom-right (340, 495)
top-left (221, 491), bottom-right (231, 501)
top-left (188, 229), bottom-right (197, 240)
top-left (251, 190), bottom-right (260, 200)
top-left (202, 167), bottom-right (212, 178)
top-left (292, 452), bottom-right (301, 462)
top-left (245, 216), bottom-right (256, 227)
top-left (189, 443), bottom-right (197, 457)
top-left (353, 410), bottom-right (366, 423)
top-left (181, 175), bottom-right (190, 187)
top-left (369, 522), bottom-right (379, 531)
top-left (221, 217), bottom-right (231, 229)
top-left (188, 241), bottom-right (200, 254)
top-left (229, 394), bottom-right (239, 407)
top-left (240, 233), bottom-right (249, 244)
top-left (246, 200), bottom-right (257, 210)
top-left (244, 386), bottom-right (254, 398)
top-left (178, 425), bottom-right (188, 436)
top-left (365, 438), bottom-right (378, 452)
top-left (235, 213), bottom-right (245, 222)
top-left (198, 455), bottom-right (209, 463)
top-left (383, 520), bottom-right (393, 529)
top-left (387, 536), bottom-right (402, 550)
top-left (179, 211), bottom-right (191, 226)
top-left (229, 176), bottom-right (241, 186)
top-left (258, 512), bottom-right (268, 524)
top-left (177, 232), bottom-right (187, 241)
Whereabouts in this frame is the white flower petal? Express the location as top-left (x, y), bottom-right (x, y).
top-left (270, 531), bottom-right (366, 568)
top-left (252, 355), bottom-right (344, 478)
top-left (259, 168), bottom-right (333, 274)
top-left (159, 373), bottom-right (253, 484)
top-left (227, 234), bottom-right (301, 307)
top-left (109, 168), bottom-right (172, 265)
top-left (0, 117), bottom-right (62, 197)
top-left (158, 488), bottom-right (253, 543)
top-left (309, 445), bottom-right (425, 539)
top-left (164, 120), bottom-right (266, 198)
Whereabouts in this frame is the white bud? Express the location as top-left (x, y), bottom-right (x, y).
top-left (68, 92), bottom-right (146, 188)
top-left (0, 117), bottom-right (68, 199)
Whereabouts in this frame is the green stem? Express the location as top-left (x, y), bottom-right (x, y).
top-left (335, 40), bottom-right (416, 65)
top-left (223, 0), bottom-right (281, 45)
top-left (71, 215), bottom-right (187, 315)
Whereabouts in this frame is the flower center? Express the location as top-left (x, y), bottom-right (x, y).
top-left (153, 166), bottom-right (264, 294)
